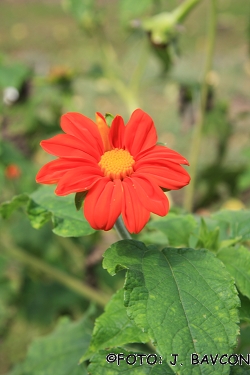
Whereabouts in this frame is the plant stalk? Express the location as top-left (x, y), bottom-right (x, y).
top-left (129, 41), bottom-right (149, 94)
top-left (173, 0), bottom-right (201, 24)
top-left (183, 0), bottom-right (217, 212)
top-left (101, 43), bottom-right (140, 113)
top-left (114, 216), bottom-right (132, 240)
top-left (1, 236), bottom-right (110, 307)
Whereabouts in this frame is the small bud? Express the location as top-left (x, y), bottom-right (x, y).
top-left (5, 164), bottom-right (21, 179)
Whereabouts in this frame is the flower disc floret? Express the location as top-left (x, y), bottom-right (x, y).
top-left (99, 148), bottom-right (135, 180)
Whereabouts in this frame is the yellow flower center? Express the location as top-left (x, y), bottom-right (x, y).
top-left (99, 148), bottom-right (135, 180)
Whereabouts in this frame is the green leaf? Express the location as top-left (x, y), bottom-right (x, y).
top-left (195, 218), bottom-right (220, 252)
top-left (236, 325), bottom-right (250, 365)
top-left (238, 293), bottom-right (250, 323)
top-left (103, 240), bottom-right (239, 374)
top-left (27, 198), bottom-right (51, 228)
top-left (217, 246), bottom-right (250, 299)
top-left (148, 213), bottom-right (197, 247)
top-left (82, 289), bottom-right (149, 361)
top-left (219, 237), bottom-right (242, 250)
top-left (0, 186), bottom-right (95, 237)
top-left (230, 366), bottom-right (250, 375)
top-left (0, 194), bottom-right (29, 219)
top-left (10, 316), bottom-right (92, 375)
top-left (88, 348), bottom-right (175, 375)
top-left (212, 210), bottom-right (250, 241)
top-left (139, 230), bottom-right (169, 247)
top-left (0, 62), bottom-right (31, 89)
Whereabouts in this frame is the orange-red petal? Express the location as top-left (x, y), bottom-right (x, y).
top-left (84, 178), bottom-right (122, 230)
top-left (105, 179), bottom-right (123, 230)
top-left (124, 109), bottom-right (157, 157)
top-left (95, 112), bottom-right (112, 151)
top-left (55, 166), bottom-right (103, 196)
top-left (36, 158), bottom-right (96, 184)
top-left (129, 175), bottom-right (169, 216)
top-left (134, 165), bottom-right (190, 190)
top-left (121, 178), bottom-right (150, 233)
top-left (136, 145), bottom-right (189, 165)
top-left (61, 112), bottom-right (104, 155)
top-left (109, 115), bottom-right (125, 149)
top-left (40, 134), bottom-right (100, 161)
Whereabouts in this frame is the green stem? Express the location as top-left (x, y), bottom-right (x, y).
top-left (109, 77), bottom-right (139, 113)
top-left (129, 41), bottom-right (149, 94)
top-left (114, 216), bottom-right (132, 240)
top-left (101, 43), bottom-right (140, 113)
top-left (1, 236), bottom-right (110, 307)
top-left (183, 0), bottom-right (217, 212)
top-left (172, 0), bottom-right (201, 23)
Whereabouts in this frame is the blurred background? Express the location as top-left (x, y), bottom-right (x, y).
top-left (0, 0), bottom-right (250, 373)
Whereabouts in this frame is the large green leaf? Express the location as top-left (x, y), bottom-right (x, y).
top-left (0, 186), bottom-right (95, 237)
top-left (147, 213), bottom-right (197, 247)
top-left (82, 289), bottom-right (149, 361)
top-left (88, 347), bottom-right (175, 375)
top-left (217, 246), bottom-right (250, 299)
top-left (9, 316), bottom-right (92, 375)
top-left (103, 240), bottom-right (239, 374)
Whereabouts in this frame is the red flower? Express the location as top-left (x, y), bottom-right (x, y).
top-left (36, 109), bottom-right (190, 233)
top-left (5, 164), bottom-right (21, 179)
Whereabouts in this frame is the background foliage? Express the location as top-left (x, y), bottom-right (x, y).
top-left (0, 0), bottom-right (250, 374)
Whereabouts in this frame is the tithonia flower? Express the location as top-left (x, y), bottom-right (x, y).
top-left (36, 109), bottom-right (190, 233)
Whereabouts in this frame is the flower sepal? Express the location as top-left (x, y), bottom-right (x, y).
top-left (104, 113), bottom-right (115, 126)
top-left (161, 187), bottom-right (171, 192)
top-left (75, 191), bottom-right (88, 211)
